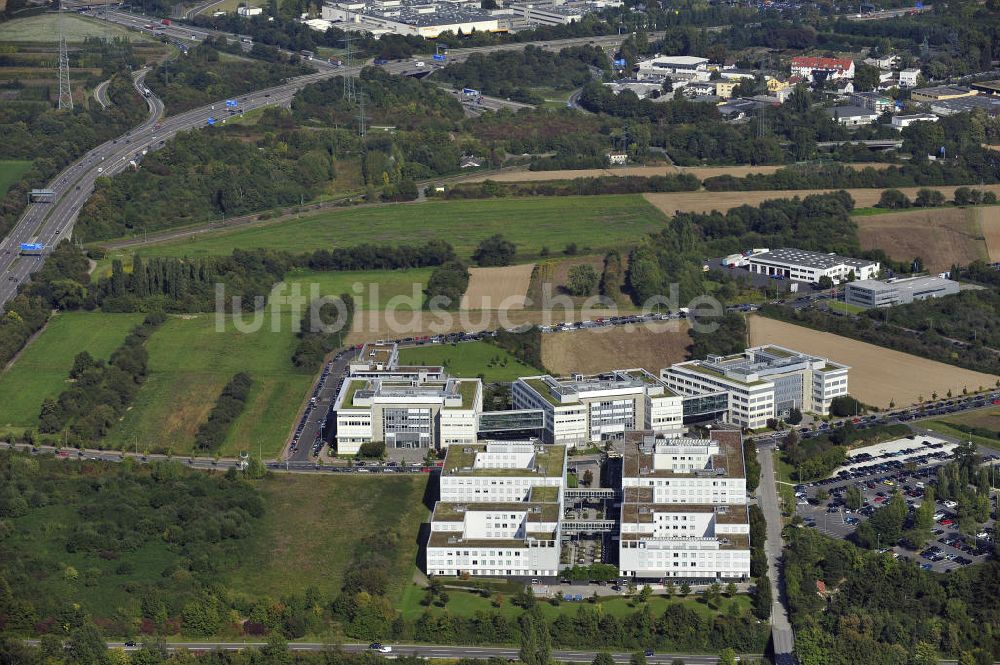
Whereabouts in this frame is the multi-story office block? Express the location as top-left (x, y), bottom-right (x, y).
top-left (512, 370), bottom-right (683, 446)
top-left (426, 441), bottom-right (566, 577)
top-left (619, 430), bottom-right (750, 580)
top-left (662, 345), bottom-right (849, 429)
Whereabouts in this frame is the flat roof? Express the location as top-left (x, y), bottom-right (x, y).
top-left (442, 442), bottom-right (566, 477)
top-left (432, 501), bottom-right (561, 523)
top-left (750, 247), bottom-right (877, 270)
top-left (622, 429), bottom-right (746, 480)
top-left (621, 500), bottom-right (749, 525)
top-left (848, 275), bottom-right (957, 294)
top-left (427, 530), bottom-right (557, 549)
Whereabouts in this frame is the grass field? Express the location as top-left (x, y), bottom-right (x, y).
top-left (0, 160), bottom-right (32, 198)
top-left (227, 474), bottom-right (429, 601)
top-left (107, 195), bottom-right (668, 261)
top-left (828, 301), bottom-right (867, 315)
top-left (747, 316), bottom-right (999, 409)
top-left (0, 13), bottom-right (142, 41)
top-left (541, 323), bottom-right (692, 375)
top-left (397, 585), bottom-right (751, 622)
top-left (0, 312), bottom-right (144, 432)
top-left (284, 267), bottom-right (434, 311)
top-left (397, 340), bottom-right (540, 382)
top-left (103, 310), bottom-right (312, 457)
top-left (922, 405), bottom-right (1000, 452)
top-left (856, 207), bottom-right (987, 273)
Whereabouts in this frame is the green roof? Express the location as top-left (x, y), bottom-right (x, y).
top-left (445, 380), bottom-right (479, 410)
top-left (433, 501), bottom-right (561, 523)
top-left (523, 377), bottom-right (578, 406)
top-left (442, 443), bottom-right (566, 477)
top-left (685, 363), bottom-right (767, 387)
top-left (531, 485), bottom-right (560, 502)
top-left (341, 379), bottom-right (369, 408)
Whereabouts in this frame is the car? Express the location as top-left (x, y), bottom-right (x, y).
top-left (379, 646), bottom-right (393, 654)
top-left (124, 641), bottom-right (137, 648)
top-left (644, 650), bottom-right (655, 657)
top-left (369, 643), bottom-right (382, 650)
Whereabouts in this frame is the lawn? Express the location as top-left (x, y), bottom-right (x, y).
top-left (284, 267), bottom-right (435, 311)
top-left (397, 584), bottom-right (752, 623)
top-left (0, 160), bottom-right (32, 198)
top-left (0, 311), bottom-right (144, 432)
top-left (0, 13), bottom-right (144, 41)
top-left (110, 195), bottom-right (668, 261)
top-left (921, 406), bottom-right (1000, 452)
top-left (828, 300), bottom-right (866, 315)
top-left (397, 340), bottom-right (540, 382)
top-left (227, 474), bottom-right (430, 601)
top-left (103, 309), bottom-right (313, 458)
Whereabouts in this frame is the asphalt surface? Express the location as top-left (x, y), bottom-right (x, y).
top-left (755, 444), bottom-right (796, 662)
top-left (93, 77), bottom-right (113, 109)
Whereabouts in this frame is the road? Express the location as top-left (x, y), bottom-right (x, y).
top-left (93, 77), bottom-right (113, 109)
top-left (755, 444), bottom-right (796, 664)
top-left (0, 68), bottom-right (162, 307)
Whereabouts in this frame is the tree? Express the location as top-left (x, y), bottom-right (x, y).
top-left (912, 642), bottom-right (938, 665)
top-left (817, 275), bottom-right (834, 290)
top-left (593, 653), bottom-right (616, 665)
top-left (472, 234), bottom-right (516, 267)
top-left (751, 574), bottom-right (771, 620)
top-left (719, 648), bottom-right (739, 665)
top-left (786, 407), bottom-right (803, 425)
top-left (853, 62), bottom-right (881, 92)
top-left (878, 189), bottom-right (911, 209)
top-left (915, 188), bottom-right (946, 207)
top-left (630, 652), bottom-right (648, 665)
top-left (846, 485), bottom-right (863, 510)
top-left (582, 469), bottom-right (594, 486)
top-left (816, 488), bottom-right (830, 502)
top-left (567, 264), bottom-right (599, 296)
top-left (679, 582), bottom-right (691, 597)
top-left (830, 395), bottom-right (863, 417)
top-left (637, 585), bottom-right (652, 603)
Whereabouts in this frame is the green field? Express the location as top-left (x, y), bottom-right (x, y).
top-left (227, 474), bottom-right (429, 601)
top-left (397, 584), bottom-right (752, 622)
top-left (828, 300), bottom-right (867, 315)
top-left (922, 405), bottom-right (1000, 452)
top-left (0, 160), bottom-right (32, 198)
top-left (0, 311), bottom-right (144, 432)
top-left (102, 309), bottom-right (312, 457)
top-left (0, 13), bottom-right (143, 41)
top-left (113, 195), bottom-right (668, 261)
top-left (284, 267), bottom-right (434, 311)
top-left (398, 340), bottom-right (540, 382)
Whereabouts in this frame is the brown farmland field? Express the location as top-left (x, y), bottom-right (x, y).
top-left (460, 264), bottom-right (534, 310)
top-left (541, 323), bottom-right (692, 375)
top-left (747, 316), bottom-right (999, 409)
top-left (975, 206), bottom-right (1000, 263)
top-left (856, 207), bottom-right (987, 273)
top-left (642, 184), bottom-right (1000, 217)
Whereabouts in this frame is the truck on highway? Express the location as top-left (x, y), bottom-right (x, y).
top-left (161, 18), bottom-right (172, 25)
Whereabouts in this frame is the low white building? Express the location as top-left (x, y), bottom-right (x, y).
top-left (237, 5), bottom-right (263, 15)
top-left (426, 441), bottom-right (566, 577)
top-left (746, 247), bottom-right (880, 284)
top-left (891, 113), bottom-right (938, 130)
top-left (661, 345), bottom-right (850, 429)
top-left (512, 370), bottom-right (683, 447)
top-left (322, 0), bottom-right (500, 37)
top-left (619, 430), bottom-right (750, 581)
top-left (636, 55), bottom-right (710, 81)
top-left (898, 68), bottom-right (921, 88)
top-left (828, 105), bottom-right (878, 126)
top-left (844, 275), bottom-right (960, 309)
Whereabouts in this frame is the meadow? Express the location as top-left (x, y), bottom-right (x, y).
top-left (110, 195), bottom-right (669, 261)
top-left (0, 13), bottom-right (142, 41)
top-left (397, 340), bottom-right (540, 382)
top-left (102, 310), bottom-right (312, 458)
top-left (0, 311), bottom-right (143, 432)
top-left (284, 267), bottom-right (434, 311)
top-left (227, 473), bottom-right (429, 601)
top-left (0, 160), bottom-right (32, 198)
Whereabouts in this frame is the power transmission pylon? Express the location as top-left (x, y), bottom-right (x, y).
top-left (357, 91), bottom-right (366, 137)
top-left (58, 1), bottom-right (74, 110)
top-left (342, 33), bottom-right (358, 103)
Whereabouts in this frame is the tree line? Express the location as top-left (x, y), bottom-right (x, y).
top-left (195, 372), bottom-right (253, 451)
top-left (37, 313), bottom-right (165, 443)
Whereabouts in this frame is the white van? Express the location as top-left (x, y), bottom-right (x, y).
top-left (415, 61), bottom-right (425, 67)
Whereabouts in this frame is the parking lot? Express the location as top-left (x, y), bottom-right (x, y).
top-left (794, 434), bottom-right (997, 573)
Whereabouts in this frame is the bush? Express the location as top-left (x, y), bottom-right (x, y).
top-left (472, 234), bottom-right (517, 267)
top-left (195, 373), bottom-right (254, 451)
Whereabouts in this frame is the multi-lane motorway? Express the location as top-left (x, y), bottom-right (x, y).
top-left (0, 13), bottom-right (632, 308)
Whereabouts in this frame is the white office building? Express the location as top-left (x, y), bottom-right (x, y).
top-left (661, 345), bottom-right (850, 429)
top-left (747, 247), bottom-right (880, 284)
top-left (512, 370), bottom-right (684, 447)
top-left (844, 275), bottom-right (960, 309)
top-left (333, 343), bottom-right (481, 454)
top-left (619, 430), bottom-right (750, 580)
top-left (427, 441), bottom-right (566, 577)
top-left (636, 55), bottom-right (710, 81)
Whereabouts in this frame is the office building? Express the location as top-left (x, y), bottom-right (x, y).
top-left (426, 441), bottom-right (566, 577)
top-left (333, 343), bottom-right (481, 454)
top-left (512, 370), bottom-right (684, 446)
top-left (746, 247), bottom-right (880, 284)
top-left (849, 91), bottom-right (893, 114)
top-left (898, 68), bottom-right (920, 88)
top-left (636, 55), bottom-right (710, 80)
top-left (844, 276), bottom-right (960, 309)
top-left (618, 430), bottom-right (750, 580)
top-left (661, 345), bottom-right (850, 428)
